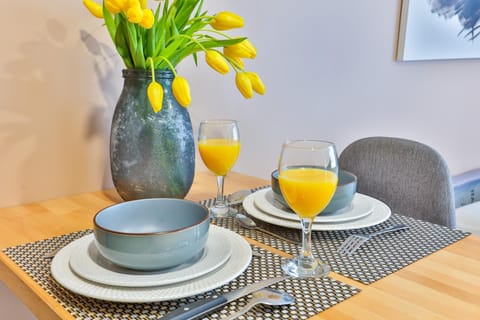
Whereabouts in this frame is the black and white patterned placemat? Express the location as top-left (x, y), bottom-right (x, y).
top-left (2, 230), bottom-right (359, 320)
top-left (207, 189), bottom-right (470, 285)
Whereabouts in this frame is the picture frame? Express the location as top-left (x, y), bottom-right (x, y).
top-left (397, 0), bottom-right (480, 61)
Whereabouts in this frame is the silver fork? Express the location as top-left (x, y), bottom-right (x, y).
top-left (337, 224), bottom-right (409, 256)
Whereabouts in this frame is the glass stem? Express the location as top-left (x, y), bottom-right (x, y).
top-left (215, 175), bottom-right (226, 207)
top-left (300, 218), bottom-right (314, 262)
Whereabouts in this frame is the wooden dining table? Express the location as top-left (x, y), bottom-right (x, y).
top-left (0, 171), bottom-right (479, 320)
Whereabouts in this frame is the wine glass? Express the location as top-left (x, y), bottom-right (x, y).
top-left (278, 140), bottom-right (338, 277)
top-left (198, 120), bottom-right (241, 217)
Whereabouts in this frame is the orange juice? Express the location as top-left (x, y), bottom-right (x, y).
top-left (278, 167), bottom-right (338, 219)
top-left (198, 139), bottom-right (240, 176)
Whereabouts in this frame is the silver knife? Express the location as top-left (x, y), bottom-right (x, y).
top-left (161, 276), bottom-right (287, 320)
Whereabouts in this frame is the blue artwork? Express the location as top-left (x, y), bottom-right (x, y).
top-left (397, 0), bottom-right (480, 61)
top-left (429, 0), bottom-right (480, 41)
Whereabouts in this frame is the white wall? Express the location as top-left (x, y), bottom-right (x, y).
top-left (0, 0), bottom-right (479, 317)
top-left (1, 0), bottom-right (479, 209)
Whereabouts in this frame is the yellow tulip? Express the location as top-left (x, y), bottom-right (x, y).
top-left (82, 0), bottom-right (103, 18)
top-left (105, 0), bottom-right (123, 14)
top-left (112, 0), bottom-right (126, 7)
top-left (139, 9), bottom-right (154, 29)
top-left (147, 81), bottom-right (164, 113)
top-left (125, 0), bottom-right (139, 8)
top-left (210, 12), bottom-right (244, 31)
top-left (172, 76), bottom-right (191, 107)
top-left (127, 4), bottom-right (144, 23)
top-left (140, 0), bottom-right (147, 9)
top-left (247, 72), bottom-right (265, 95)
top-left (205, 50), bottom-right (230, 75)
top-left (224, 39), bottom-right (257, 59)
top-left (235, 72), bottom-right (253, 99)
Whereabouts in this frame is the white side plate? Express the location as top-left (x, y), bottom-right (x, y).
top-left (243, 193), bottom-right (391, 231)
top-left (254, 188), bottom-right (374, 223)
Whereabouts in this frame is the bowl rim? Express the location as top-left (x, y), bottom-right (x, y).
top-left (271, 169), bottom-right (357, 187)
top-left (93, 198), bottom-right (210, 236)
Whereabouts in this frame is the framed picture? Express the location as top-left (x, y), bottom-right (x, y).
top-left (397, 0), bottom-right (480, 61)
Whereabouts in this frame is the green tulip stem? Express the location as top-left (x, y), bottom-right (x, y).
top-left (147, 57), bottom-right (156, 81)
top-left (202, 29), bottom-right (235, 39)
top-left (224, 56), bottom-right (244, 72)
top-left (150, 56), bottom-right (178, 77)
top-left (187, 15), bottom-right (214, 25)
top-left (170, 34), bottom-right (208, 52)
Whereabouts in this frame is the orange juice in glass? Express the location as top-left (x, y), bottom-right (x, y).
top-left (278, 140), bottom-right (338, 278)
top-left (279, 167), bottom-right (337, 219)
top-left (198, 120), bottom-right (240, 217)
top-left (198, 139), bottom-right (240, 176)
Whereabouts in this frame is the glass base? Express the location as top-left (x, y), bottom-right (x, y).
top-left (281, 256), bottom-right (330, 278)
top-left (210, 205), bottom-right (238, 218)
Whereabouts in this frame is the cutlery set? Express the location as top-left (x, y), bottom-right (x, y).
top-left (161, 277), bottom-right (290, 320)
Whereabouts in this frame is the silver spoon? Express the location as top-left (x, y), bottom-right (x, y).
top-left (227, 189), bottom-right (252, 206)
top-left (224, 288), bottom-right (295, 320)
top-left (236, 214), bottom-right (301, 245)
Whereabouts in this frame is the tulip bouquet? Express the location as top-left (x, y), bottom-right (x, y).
top-left (82, 0), bottom-right (265, 112)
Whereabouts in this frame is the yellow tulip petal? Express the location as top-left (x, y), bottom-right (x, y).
top-left (111, 0), bottom-right (126, 8)
top-left (205, 50), bottom-right (230, 75)
top-left (125, 0), bottom-right (140, 9)
top-left (235, 72), bottom-right (253, 99)
top-left (224, 39), bottom-right (257, 59)
top-left (147, 81), bottom-right (164, 113)
top-left (172, 76), bottom-right (191, 107)
top-left (82, 0), bottom-right (103, 18)
top-left (210, 11), bottom-right (244, 31)
top-left (139, 9), bottom-right (154, 29)
top-left (105, 0), bottom-right (122, 14)
top-left (247, 72), bottom-right (265, 95)
top-left (127, 4), bottom-right (143, 23)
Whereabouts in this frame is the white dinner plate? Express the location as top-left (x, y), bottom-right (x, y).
top-left (243, 193), bottom-right (391, 231)
top-left (254, 188), bottom-right (374, 223)
top-left (69, 230), bottom-right (232, 287)
top-left (51, 225), bottom-right (251, 303)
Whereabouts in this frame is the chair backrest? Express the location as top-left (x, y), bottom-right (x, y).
top-left (339, 136), bottom-right (456, 228)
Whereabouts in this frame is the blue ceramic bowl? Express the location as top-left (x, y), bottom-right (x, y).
top-left (93, 198), bottom-right (210, 271)
top-left (271, 169), bottom-right (357, 214)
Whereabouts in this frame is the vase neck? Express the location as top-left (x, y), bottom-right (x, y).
top-left (122, 69), bottom-right (174, 80)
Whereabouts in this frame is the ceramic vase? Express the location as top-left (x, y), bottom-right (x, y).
top-left (110, 69), bottom-right (195, 200)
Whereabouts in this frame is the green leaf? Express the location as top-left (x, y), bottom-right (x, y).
top-left (163, 0), bottom-right (170, 17)
top-left (182, 18), bottom-right (207, 37)
top-left (119, 19), bottom-right (142, 68)
top-left (135, 38), bottom-right (146, 69)
top-left (198, 37), bottom-right (247, 50)
top-left (192, 52), bottom-right (198, 66)
top-left (174, 0), bottom-right (200, 31)
top-left (102, 5), bottom-right (116, 42)
top-left (170, 16), bottom-right (179, 37)
top-left (194, 0), bottom-right (205, 17)
top-left (146, 27), bottom-right (155, 58)
top-left (114, 23), bottom-right (134, 68)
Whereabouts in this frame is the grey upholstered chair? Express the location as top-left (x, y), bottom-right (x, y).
top-left (339, 136), bottom-right (456, 228)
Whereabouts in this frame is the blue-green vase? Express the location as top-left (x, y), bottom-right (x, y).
top-left (110, 69), bottom-right (195, 200)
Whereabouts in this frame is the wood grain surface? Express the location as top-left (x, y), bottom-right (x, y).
top-left (0, 171), bottom-right (478, 320)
